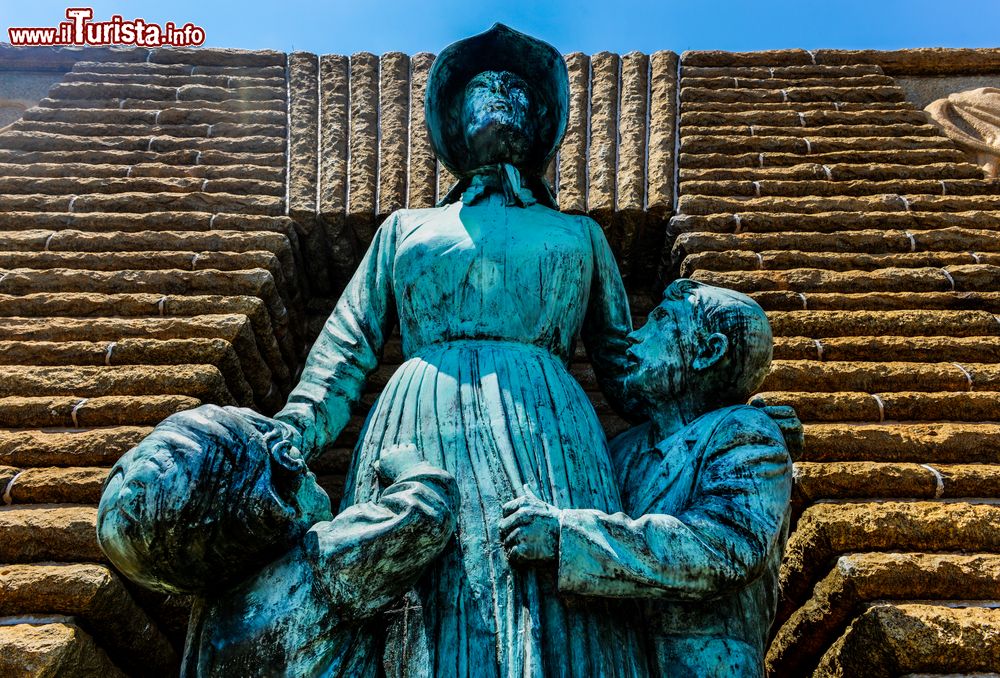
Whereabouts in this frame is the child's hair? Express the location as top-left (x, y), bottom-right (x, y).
top-left (97, 408), bottom-right (309, 594)
top-left (697, 286), bottom-right (773, 403)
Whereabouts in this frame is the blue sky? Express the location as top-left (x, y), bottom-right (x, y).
top-left (4, 0), bottom-right (1000, 55)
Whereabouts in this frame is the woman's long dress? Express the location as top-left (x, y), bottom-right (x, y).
top-left (276, 191), bottom-right (649, 677)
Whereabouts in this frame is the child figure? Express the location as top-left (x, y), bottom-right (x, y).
top-left (97, 405), bottom-right (458, 677)
top-left (500, 279), bottom-right (793, 677)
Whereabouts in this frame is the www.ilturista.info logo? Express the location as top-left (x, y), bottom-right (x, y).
top-left (8, 8), bottom-right (206, 47)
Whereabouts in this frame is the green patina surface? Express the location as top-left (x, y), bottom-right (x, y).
top-left (96, 24), bottom-right (793, 678)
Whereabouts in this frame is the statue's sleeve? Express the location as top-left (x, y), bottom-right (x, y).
top-left (580, 217), bottom-right (634, 418)
top-left (555, 410), bottom-right (792, 600)
top-left (305, 462), bottom-right (457, 620)
top-left (275, 214), bottom-right (400, 460)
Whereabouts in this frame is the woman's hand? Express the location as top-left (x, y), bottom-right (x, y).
top-left (223, 406), bottom-right (304, 459)
top-left (500, 488), bottom-right (561, 566)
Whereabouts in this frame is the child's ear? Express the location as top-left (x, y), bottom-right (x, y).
top-left (692, 332), bottom-right (728, 371)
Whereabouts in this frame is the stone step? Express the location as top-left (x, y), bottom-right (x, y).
top-left (0, 340), bottom-right (255, 410)
top-left (681, 148), bottom-right (967, 169)
top-left (672, 227), bottom-right (997, 260)
top-left (769, 553), bottom-right (1000, 678)
top-left (0, 621), bottom-right (125, 678)
top-left (0, 427), bottom-right (151, 468)
top-left (678, 194), bottom-right (1000, 215)
top-left (0, 148), bottom-right (285, 168)
top-left (781, 502), bottom-right (1000, 618)
top-left (0, 176), bottom-right (283, 197)
top-left (681, 100), bottom-right (916, 113)
top-left (23, 106), bottom-right (285, 126)
top-left (0, 161), bottom-right (283, 182)
top-left (681, 134), bottom-right (954, 155)
top-left (12, 120), bottom-right (285, 140)
top-left (801, 423), bottom-right (1000, 463)
top-left (0, 395), bottom-right (199, 428)
top-left (0, 131), bottom-right (284, 155)
top-left (753, 291), bottom-right (1000, 313)
top-left (0, 269), bottom-right (299, 357)
top-left (680, 162), bottom-right (984, 183)
top-left (0, 293), bottom-right (296, 383)
top-left (682, 64), bottom-right (884, 79)
top-left (693, 264), bottom-right (999, 294)
top-left (0, 504), bottom-right (102, 563)
top-left (680, 74), bottom-right (896, 90)
top-left (813, 603), bottom-right (1000, 677)
top-left (0, 316), bottom-right (282, 404)
top-left (63, 71), bottom-right (284, 89)
top-left (681, 123), bottom-right (940, 139)
top-left (681, 178), bottom-right (999, 199)
top-left (36, 96), bottom-right (285, 113)
top-left (0, 365), bottom-right (235, 407)
top-left (681, 251), bottom-right (998, 277)
top-left (47, 81), bottom-right (285, 103)
top-left (0, 563), bottom-right (177, 675)
top-left (774, 336), bottom-right (1000, 363)
top-left (762, 361), bottom-right (999, 393)
top-left (0, 251), bottom-right (293, 301)
top-left (70, 61), bottom-right (285, 78)
top-left (0, 213), bottom-right (316, 301)
top-left (0, 211), bottom-right (297, 238)
top-left (750, 390), bottom-right (1000, 422)
top-left (680, 85), bottom-right (906, 104)
top-left (793, 462), bottom-right (1000, 503)
top-left (0, 192), bottom-right (284, 215)
top-left (2, 467), bottom-right (109, 505)
top-left (682, 108), bottom-right (931, 127)
top-left (669, 211), bottom-right (1000, 235)
top-left (145, 47), bottom-right (285, 68)
top-left (0, 269), bottom-right (292, 339)
top-left (0, 230), bottom-right (296, 278)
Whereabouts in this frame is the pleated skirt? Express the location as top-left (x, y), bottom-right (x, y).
top-left (343, 341), bottom-right (650, 678)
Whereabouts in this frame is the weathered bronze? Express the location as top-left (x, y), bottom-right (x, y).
top-left (96, 24), bottom-right (793, 677)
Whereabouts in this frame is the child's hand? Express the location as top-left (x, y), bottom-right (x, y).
top-left (499, 487), bottom-right (561, 566)
top-left (375, 444), bottom-right (426, 485)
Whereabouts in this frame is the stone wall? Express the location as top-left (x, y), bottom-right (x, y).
top-left (1, 43), bottom-right (1000, 677)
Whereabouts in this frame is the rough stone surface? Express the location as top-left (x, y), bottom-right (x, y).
top-left (407, 53), bottom-right (438, 210)
top-left (0, 622), bottom-right (125, 678)
top-left (286, 52), bottom-right (318, 220)
top-left (813, 603), bottom-right (1000, 677)
top-left (377, 52), bottom-right (409, 218)
top-left (347, 52), bottom-right (379, 244)
top-left (0, 563), bottom-right (178, 674)
top-left (557, 53), bottom-right (590, 214)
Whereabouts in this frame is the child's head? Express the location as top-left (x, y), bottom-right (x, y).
top-left (97, 405), bottom-right (332, 595)
top-left (625, 279), bottom-right (773, 416)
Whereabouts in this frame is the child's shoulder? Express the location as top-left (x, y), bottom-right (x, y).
top-left (696, 404), bottom-right (787, 450)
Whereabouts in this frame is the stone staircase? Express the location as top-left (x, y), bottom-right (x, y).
top-left (0, 47), bottom-right (307, 676)
top-left (672, 50), bottom-right (1000, 676)
top-left (1, 43), bottom-right (999, 676)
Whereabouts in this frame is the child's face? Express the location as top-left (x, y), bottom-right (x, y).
top-left (98, 410), bottom-right (333, 591)
top-left (624, 279), bottom-right (701, 410)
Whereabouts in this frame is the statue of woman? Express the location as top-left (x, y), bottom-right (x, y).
top-left (260, 24), bottom-right (649, 676)
top-left (180, 24), bottom-right (646, 676)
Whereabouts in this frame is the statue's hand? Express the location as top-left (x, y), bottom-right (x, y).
top-left (752, 402), bottom-right (803, 460)
top-left (374, 444), bottom-right (426, 485)
top-left (223, 406), bottom-right (304, 459)
top-left (499, 489), bottom-right (561, 566)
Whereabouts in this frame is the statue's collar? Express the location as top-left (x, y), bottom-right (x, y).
top-left (460, 163), bottom-right (537, 207)
top-left (437, 163), bottom-right (558, 209)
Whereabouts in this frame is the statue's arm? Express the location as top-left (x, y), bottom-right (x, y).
top-left (556, 411), bottom-right (792, 600)
top-left (275, 215), bottom-right (400, 460)
top-left (580, 217), bottom-right (635, 419)
top-left (305, 461), bottom-right (457, 620)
